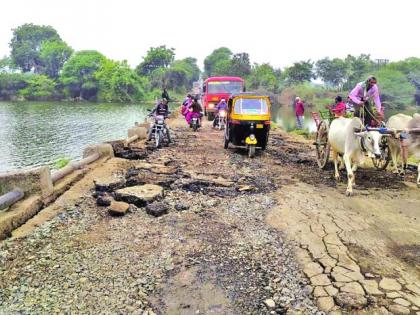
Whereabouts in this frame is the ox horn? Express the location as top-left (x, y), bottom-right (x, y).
top-left (354, 131), bottom-right (366, 137)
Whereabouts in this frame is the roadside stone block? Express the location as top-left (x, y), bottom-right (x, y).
top-left (0, 166), bottom-right (53, 198)
top-left (145, 202), bottom-right (168, 217)
top-left (94, 176), bottom-right (126, 192)
top-left (83, 143), bottom-right (114, 158)
top-left (115, 184), bottom-right (163, 207)
top-left (108, 201), bottom-right (130, 216)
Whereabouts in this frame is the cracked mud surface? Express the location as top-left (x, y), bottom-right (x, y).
top-left (0, 117), bottom-right (419, 314)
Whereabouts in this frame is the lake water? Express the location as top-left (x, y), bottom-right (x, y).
top-left (0, 101), bottom-right (418, 172)
top-left (0, 102), bottom-right (150, 172)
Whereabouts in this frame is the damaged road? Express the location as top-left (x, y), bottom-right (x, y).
top-left (0, 118), bottom-right (419, 315)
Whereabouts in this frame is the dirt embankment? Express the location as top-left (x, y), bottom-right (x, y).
top-left (0, 117), bottom-right (419, 315)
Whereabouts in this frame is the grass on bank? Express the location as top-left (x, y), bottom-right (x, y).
top-left (53, 158), bottom-right (70, 169)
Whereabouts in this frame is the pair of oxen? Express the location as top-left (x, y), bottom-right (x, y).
top-left (328, 113), bottom-right (420, 196)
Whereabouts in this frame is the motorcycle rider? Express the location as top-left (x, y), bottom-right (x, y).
top-left (147, 98), bottom-right (170, 141)
top-left (181, 94), bottom-right (192, 117)
top-left (348, 76), bottom-right (383, 126)
top-left (186, 97), bottom-right (203, 126)
top-left (213, 98), bottom-right (228, 128)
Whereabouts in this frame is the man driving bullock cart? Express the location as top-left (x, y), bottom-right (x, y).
top-left (312, 76), bottom-right (420, 195)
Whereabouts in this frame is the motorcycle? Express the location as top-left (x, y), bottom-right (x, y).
top-left (190, 114), bottom-right (201, 132)
top-left (213, 110), bottom-right (227, 130)
top-left (148, 113), bottom-right (171, 148)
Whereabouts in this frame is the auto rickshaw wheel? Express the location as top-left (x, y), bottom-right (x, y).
top-left (207, 112), bottom-right (215, 121)
top-left (372, 137), bottom-right (390, 170)
top-left (260, 134), bottom-right (269, 150)
top-left (248, 145), bottom-right (256, 158)
top-left (315, 120), bottom-right (330, 169)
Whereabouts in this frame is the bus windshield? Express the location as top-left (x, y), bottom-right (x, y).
top-left (234, 98), bottom-right (269, 115)
top-left (208, 81), bottom-right (243, 94)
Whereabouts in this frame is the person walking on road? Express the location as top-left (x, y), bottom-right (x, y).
top-left (295, 97), bottom-right (305, 130)
top-left (162, 88), bottom-right (170, 102)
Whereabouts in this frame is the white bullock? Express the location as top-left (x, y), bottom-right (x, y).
top-left (328, 117), bottom-right (386, 196)
top-left (387, 113), bottom-right (412, 174)
top-left (408, 114), bottom-right (420, 187)
top-left (387, 113), bottom-right (420, 187)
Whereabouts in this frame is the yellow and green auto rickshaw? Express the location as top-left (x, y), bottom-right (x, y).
top-left (224, 93), bottom-right (271, 157)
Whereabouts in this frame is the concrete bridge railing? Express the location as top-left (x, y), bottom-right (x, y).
top-left (0, 123), bottom-right (149, 239)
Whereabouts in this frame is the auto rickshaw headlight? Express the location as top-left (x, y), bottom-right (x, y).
top-left (208, 103), bottom-right (215, 109)
top-left (250, 134), bottom-right (256, 140)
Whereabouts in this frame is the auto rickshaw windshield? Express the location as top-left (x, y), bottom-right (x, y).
top-left (233, 98), bottom-right (269, 115)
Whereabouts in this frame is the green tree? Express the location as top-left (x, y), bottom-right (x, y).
top-left (178, 57), bottom-right (200, 84)
top-left (39, 40), bottom-right (73, 79)
top-left (315, 57), bottom-right (348, 88)
top-left (373, 68), bottom-right (416, 108)
top-left (166, 57), bottom-right (200, 91)
top-left (0, 73), bottom-right (27, 99)
top-left (60, 50), bottom-right (105, 100)
top-left (204, 47), bottom-right (232, 77)
top-left (211, 59), bottom-right (232, 77)
top-left (95, 59), bottom-right (145, 102)
top-left (283, 60), bottom-right (314, 85)
top-left (230, 53), bottom-right (251, 77)
top-left (343, 54), bottom-right (374, 90)
top-left (148, 67), bottom-right (168, 90)
top-left (0, 57), bottom-right (16, 73)
top-left (387, 57), bottom-right (420, 75)
top-left (19, 74), bottom-right (56, 100)
top-left (136, 45), bottom-right (175, 76)
top-left (249, 63), bottom-right (278, 92)
top-left (10, 23), bottom-right (61, 72)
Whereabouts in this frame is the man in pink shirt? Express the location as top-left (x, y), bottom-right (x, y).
top-left (348, 76), bottom-right (383, 126)
top-left (295, 97), bottom-right (305, 129)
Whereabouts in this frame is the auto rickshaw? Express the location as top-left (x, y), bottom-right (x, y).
top-left (224, 93), bottom-right (271, 157)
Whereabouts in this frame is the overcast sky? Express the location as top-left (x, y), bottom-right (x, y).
top-left (1, 0), bottom-right (419, 70)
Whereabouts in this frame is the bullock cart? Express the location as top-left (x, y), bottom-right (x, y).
top-left (311, 110), bottom-right (393, 170)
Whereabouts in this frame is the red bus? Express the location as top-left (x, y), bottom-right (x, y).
top-left (201, 76), bottom-right (245, 120)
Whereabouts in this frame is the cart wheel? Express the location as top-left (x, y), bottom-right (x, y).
top-left (248, 145), bottom-right (256, 158)
top-left (372, 137), bottom-right (390, 170)
top-left (315, 120), bottom-right (330, 169)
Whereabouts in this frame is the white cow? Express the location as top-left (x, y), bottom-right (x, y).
top-left (386, 113), bottom-right (412, 174)
top-left (387, 113), bottom-right (420, 187)
top-left (328, 117), bottom-right (386, 196)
